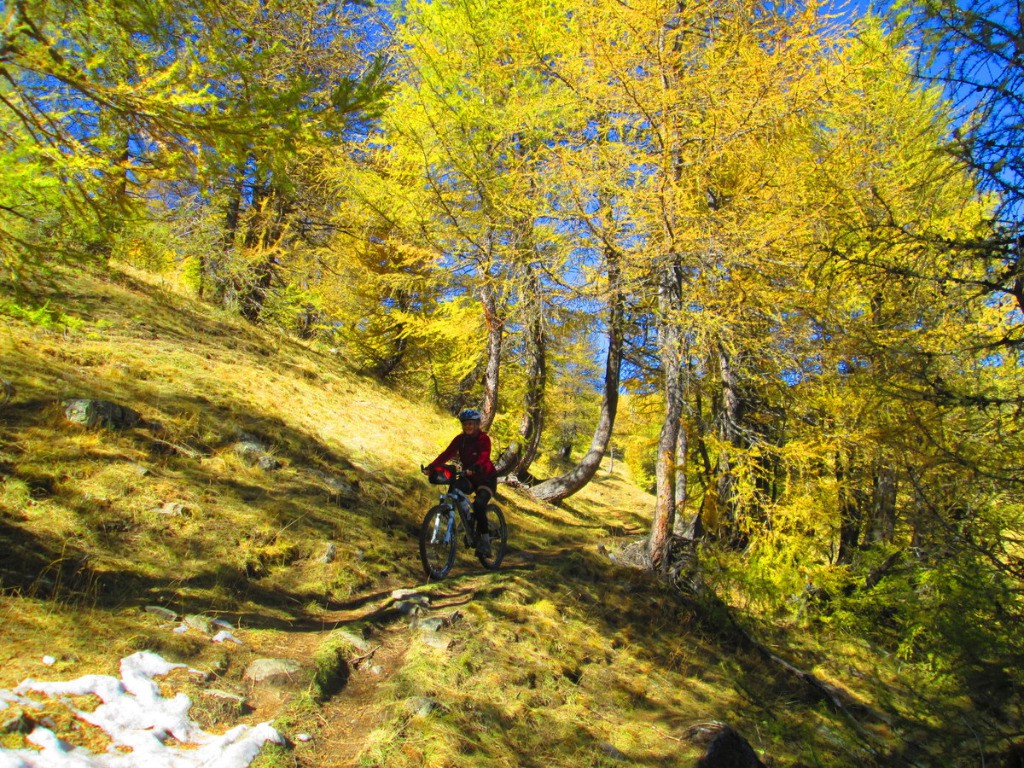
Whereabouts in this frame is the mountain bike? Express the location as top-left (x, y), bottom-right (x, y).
top-left (419, 464), bottom-right (507, 579)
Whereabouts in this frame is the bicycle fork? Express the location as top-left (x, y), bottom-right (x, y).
top-left (432, 504), bottom-right (455, 544)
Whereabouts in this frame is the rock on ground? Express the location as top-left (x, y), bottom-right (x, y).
top-left (64, 399), bottom-right (142, 430)
top-left (244, 658), bottom-right (303, 687)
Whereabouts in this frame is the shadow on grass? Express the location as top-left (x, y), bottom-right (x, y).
top-left (474, 544), bottom-right (939, 767)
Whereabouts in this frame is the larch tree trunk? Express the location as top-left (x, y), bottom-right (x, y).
top-left (530, 249), bottom-right (623, 503)
top-left (207, 174), bottom-right (243, 302)
top-left (835, 449), bottom-right (864, 565)
top-left (865, 294), bottom-right (897, 546)
top-left (649, 258), bottom-right (685, 573)
top-left (867, 463), bottom-right (897, 544)
top-left (714, 341), bottom-right (744, 540)
top-left (238, 182), bottom-right (288, 325)
top-left (513, 267), bottom-right (547, 477)
top-left (649, 5), bottom-right (691, 570)
top-left (673, 420), bottom-right (701, 538)
top-left (479, 282), bottom-right (503, 432)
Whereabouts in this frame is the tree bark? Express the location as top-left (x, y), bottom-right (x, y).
top-left (237, 191), bottom-right (282, 324)
top-left (650, 258), bottom-right (684, 572)
top-left (673, 421), bottom-right (701, 537)
top-left (835, 449), bottom-right (864, 565)
top-left (530, 249), bottom-right (623, 503)
top-left (493, 268), bottom-right (544, 480)
top-left (450, 358), bottom-right (483, 415)
top-left (372, 292), bottom-right (411, 379)
top-left (867, 463), bottom-right (897, 544)
top-left (714, 342), bottom-right (743, 529)
top-left (206, 174), bottom-right (243, 303)
top-left (863, 295), bottom-right (897, 545)
top-left (479, 282), bottom-right (503, 432)
top-left (493, 441), bottom-right (521, 477)
top-left (513, 267), bottom-right (547, 476)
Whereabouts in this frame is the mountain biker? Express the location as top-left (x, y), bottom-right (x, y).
top-left (423, 408), bottom-right (497, 556)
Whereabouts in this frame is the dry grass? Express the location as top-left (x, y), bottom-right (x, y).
top-left (0, 263), bottom-right (940, 768)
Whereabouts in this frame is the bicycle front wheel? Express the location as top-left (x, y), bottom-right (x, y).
top-left (477, 504), bottom-right (507, 570)
top-left (419, 505), bottom-right (456, 579)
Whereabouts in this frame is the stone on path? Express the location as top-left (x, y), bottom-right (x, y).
top-left (419, 632), bottom-right (452, 650)
top-left (304, 468), bottom-right (358, 505)
top-left (395, 595), bottom-right (430, 616)
top-left (411, 616), bottom-right (444, 632)
top-left (334, 629), bottom-right (370, 653)
top-left (244, 658), bottom-right (302, 687)
top-left (1, 710), bottom-right (33, 735)
top-left (390, 588), bottom-right (421, 600)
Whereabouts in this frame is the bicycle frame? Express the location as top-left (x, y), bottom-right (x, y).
top-left (433, 486), bottom-right (477, 546)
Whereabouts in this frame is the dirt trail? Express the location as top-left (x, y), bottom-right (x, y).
top-left (308, 624), bottom-right (410, 767)
top-left (244, 567), bottom-right (508, 767)
top-left (221, 584), bottom-right (402, 766)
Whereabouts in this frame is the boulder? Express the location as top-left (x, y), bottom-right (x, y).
top-left (63, 399), bottom-right (142, 430)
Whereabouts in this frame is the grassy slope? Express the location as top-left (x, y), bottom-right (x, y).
top-left (0, 265), bottom-right (942, 767)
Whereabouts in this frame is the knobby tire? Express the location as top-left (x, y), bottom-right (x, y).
top-left (419, 505), bottom-right (456, 579)
top-left (477, 504), bottom-right (507, 570)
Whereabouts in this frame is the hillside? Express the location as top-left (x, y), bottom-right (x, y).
top-left (0, 265), bottom-right (964, 767)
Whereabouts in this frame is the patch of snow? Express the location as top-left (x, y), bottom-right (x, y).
top-left (0, 651), bottom-right (283, 768)
top-left (211, 632), bottom-right (242, 645)
top-left (41, 657), bottom-right (56, 667)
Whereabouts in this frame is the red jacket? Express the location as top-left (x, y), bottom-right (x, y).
top-left (431, 431), bottom-right (496, 487)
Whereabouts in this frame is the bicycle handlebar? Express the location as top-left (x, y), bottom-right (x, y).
top-left (421, 463), bottom-right (470, 485)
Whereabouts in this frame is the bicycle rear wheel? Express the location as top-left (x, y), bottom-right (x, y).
top-left (420, 505), bottom-right (456, 579)
top-left (477, 504), bottom-right (507, 570)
